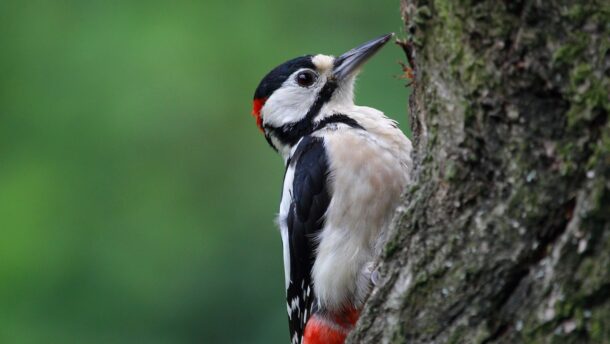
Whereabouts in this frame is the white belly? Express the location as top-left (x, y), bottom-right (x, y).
top-left (311, 127), bottom-right (411, 311)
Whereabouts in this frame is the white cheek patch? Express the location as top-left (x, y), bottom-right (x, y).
top-left (262, 70), bottom-right (323, 129)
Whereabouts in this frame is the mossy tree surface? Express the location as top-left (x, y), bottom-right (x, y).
top-left (348, 1), bottom-right (609, 343)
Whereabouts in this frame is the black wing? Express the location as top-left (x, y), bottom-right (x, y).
top-left (285, 136), bottom-right (331, 344)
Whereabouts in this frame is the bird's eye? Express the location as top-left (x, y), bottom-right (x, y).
top-left (296, 70), bottom-right (317, 87)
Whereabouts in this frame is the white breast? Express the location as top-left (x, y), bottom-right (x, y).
top-left (311, 106), bottom-right (412, 311)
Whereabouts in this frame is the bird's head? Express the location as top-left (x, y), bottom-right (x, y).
top-left (252, 33), bottom-right (393, 155)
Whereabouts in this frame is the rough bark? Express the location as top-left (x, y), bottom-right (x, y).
top-left (348, 1), bottom-right (610, 343)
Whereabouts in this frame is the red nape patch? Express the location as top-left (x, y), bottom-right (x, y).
top-left (251, 98), bottom-right (267, 133)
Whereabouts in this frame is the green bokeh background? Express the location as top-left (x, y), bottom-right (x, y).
top-left (0, 1), bottom-right (409, 343)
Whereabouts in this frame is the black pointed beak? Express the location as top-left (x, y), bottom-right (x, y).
top-left (332, 33), bottom-right (394, 80)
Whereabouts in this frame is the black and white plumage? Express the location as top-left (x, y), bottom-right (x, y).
top-left (284, 135), bottom-right (329, 341)
top-left (252, 34), bottom-right (413, 344)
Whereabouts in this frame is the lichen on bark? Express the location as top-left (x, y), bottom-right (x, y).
top-left (348, 1), bottom-right (610, 343)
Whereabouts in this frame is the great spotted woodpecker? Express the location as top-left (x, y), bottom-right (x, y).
top-left (252, 34), bottom-right (413, 344)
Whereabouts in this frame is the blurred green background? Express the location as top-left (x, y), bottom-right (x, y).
top-left (0, 1), bottom-right (409, 343)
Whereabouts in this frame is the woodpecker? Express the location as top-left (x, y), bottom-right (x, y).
top-left (252, 34), bottom-right (413, 344)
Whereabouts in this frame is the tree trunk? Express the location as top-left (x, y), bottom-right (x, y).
top-left (348, 0), bottom-right (610, 343)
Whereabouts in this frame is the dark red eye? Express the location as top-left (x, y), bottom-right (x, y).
top-left (296, 70), bottom-right (317, 87)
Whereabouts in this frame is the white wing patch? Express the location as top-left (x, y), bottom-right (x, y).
top-left (279, 164), bottom-right (296, 290)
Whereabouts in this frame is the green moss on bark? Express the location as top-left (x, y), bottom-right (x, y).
top-left (348, 1), bottom-right (610, 343)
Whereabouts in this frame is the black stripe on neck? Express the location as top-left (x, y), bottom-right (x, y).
top-left (267, 81), bottom-right (337, 146)
top-left (313, 113), bottom-right (364, 132)
top-left (264, 134), bottom-right (278, 153)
